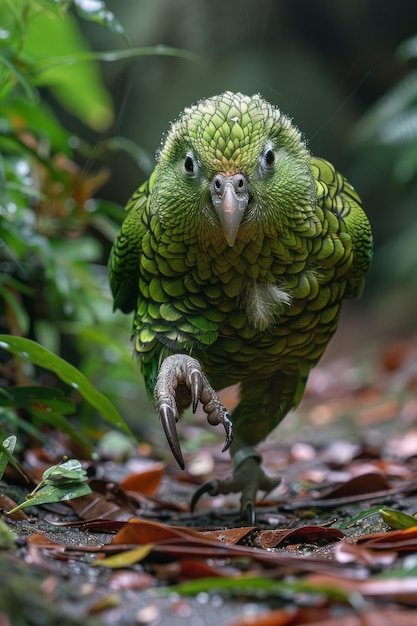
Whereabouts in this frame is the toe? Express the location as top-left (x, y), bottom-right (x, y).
top-left (241, 501), bottom-right (256, 526)
top-left (190, 479), bottom-right (220, 512)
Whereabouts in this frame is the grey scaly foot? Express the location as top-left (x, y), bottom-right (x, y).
top-left (191, 447), bottom-right (280, 524)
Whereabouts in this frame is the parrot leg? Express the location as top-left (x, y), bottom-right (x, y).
top-left (155, 354), bottom-right (234, 470)
top-left (190, 445), bottom-right (280, 524)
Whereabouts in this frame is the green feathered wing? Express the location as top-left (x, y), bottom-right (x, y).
top-left (109, 175), bottom-right (153, 315)
top-left (311, 156), bottom-right (373, 299)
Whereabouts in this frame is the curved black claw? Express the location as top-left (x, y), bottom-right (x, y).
top-left (159, 403), bottom-right (184, 470)
top-left (190, 480), bottom-right (219, 513)
top-left (242, 501), bottom-right (256, 526)
top-left (189, 368), bottom-right (202, 413)
top-left (221, 413), bottom-right (234, 453)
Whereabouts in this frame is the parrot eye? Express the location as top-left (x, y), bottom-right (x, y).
top-left (261, 148), bottom-right (276, 170)
top-left (183, 152), bottom-right (198, 177)
top-left (265, 150), bottom-right (275, 166)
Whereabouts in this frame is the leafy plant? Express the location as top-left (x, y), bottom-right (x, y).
top-left (0, 435), bottom-right (22, 481)
top-left (0, 335), bottom-right (133, 438)
top-left (7, 458), bottom-right (92, 514)
top-left (0, 0), bottom-right (196, 446)
top-left (354, 35), bottom-right (417, 182)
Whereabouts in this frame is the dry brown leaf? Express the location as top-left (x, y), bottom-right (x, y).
top-left (357, 525), bottom-right (417, 551)
top-left (334, 539), bottom-right (397, 567)
top-left (111, 518), bottom-right (203, 545)
top-left (119, 462), bottom-right (165, 495)
top-left (223, 606), bottom-right (297, 626)
top-left (199, 527), bottom-right (257, 545)
top-left (321, 473), bottom-right (391, 499)
top-left (259, 525), bottom-right (343, 549)
top-left (305, 572), bottom-right (417, 604)
top-left (0, 494), bottom-right (29, 520)
top-left (68, 490), bottom-right (134, 522)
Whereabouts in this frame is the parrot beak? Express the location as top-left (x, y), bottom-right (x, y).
top-left (210, 173), bottom-right (249, 246)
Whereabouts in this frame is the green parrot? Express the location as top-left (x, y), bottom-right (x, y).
top-left (109, 91), bottom-right (373, 523)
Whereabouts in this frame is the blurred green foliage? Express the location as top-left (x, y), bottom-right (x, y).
top-left (0, 0), bottom-right (153, 447)
top-left (353, 34), bottom-right (417, 286)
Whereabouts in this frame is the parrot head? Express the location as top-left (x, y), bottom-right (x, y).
top-left (154, 91), bottom-right (318, 247)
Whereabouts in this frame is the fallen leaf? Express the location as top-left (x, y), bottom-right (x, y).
top-left (177, 558), bottom-right (240, 580)
top-left (321, 473), bottom-right (391, 499)
top-left (358, 525), bottom-right (417, 551)
top-left (223, 606), bottom-right (297, 626)
top-left (259, 525), bottom-right (343, 549)
top-left (68, 490), bottom-right (134, 521)
top-left (0, 494), bottom-right (28, 521)
top-left (305, 572), bottom-right (417, 603)
top-left (93, 544), bottom-right (154, 568)
top-left (199, 527), bottom-right (257, 545)
top-left (379, 507), bottom-right (417, 529)
top-left (111, 518), bottom-right (203, 545)
top-left (119, 462), bottom-right (165, 495)
top-left (334, 539), bottom-right (397, 567)
top-left (277, 608), bottom-right (417, 626)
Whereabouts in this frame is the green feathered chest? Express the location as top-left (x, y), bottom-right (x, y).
top-left (134, 213), bottom-right (353, 386)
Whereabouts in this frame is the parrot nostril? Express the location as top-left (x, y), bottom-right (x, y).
top-left (233, 174), bottom-right (248, 194)
top-left (236, 176), bottom-right (245, 189)
top-left (213, 175), bottom-right (224, 193)
top-left (211, 173), bottom-right (248, 197)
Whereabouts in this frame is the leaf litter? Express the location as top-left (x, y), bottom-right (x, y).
top-left (2, 340), bottom-right (417, 624)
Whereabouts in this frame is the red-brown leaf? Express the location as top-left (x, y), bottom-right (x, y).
top-left (119, 462), bottom-right (165, 495)
top-left (259, 525), bottom-right (343, 549)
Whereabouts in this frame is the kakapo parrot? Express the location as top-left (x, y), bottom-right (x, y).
top-left (109, 91), bottom-right (373, 523)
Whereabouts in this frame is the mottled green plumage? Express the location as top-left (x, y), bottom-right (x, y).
top-left (109, 92), bottom-right (372, 512)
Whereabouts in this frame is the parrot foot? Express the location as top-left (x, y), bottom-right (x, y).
top-left (190, 447), bottom-right (280, 524)
top-left (155, 354), bottom-right (234, 470)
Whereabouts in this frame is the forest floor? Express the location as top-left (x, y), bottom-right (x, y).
top-left (2, 310), bottom-right (417, 626)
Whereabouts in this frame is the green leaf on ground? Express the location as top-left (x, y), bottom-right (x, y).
top-left (165, 576), bottom-right (350, 603)
top-left (380, 508), bottom-right (417, 529)
top-left (7, 481), bottom-right (92, 515)
top-left (7, 459), bottom-right (92, 514)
